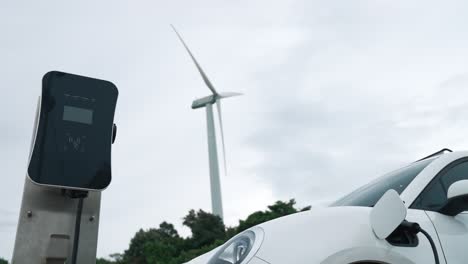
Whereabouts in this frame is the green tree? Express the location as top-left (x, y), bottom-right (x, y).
top-left (182, 209), bottom-right (226, 249)
top-left (0, 257), bottom-right (8, 264)
top-left (168, 239), bottom-right (225, 264)
top-left (237, 199), bottom-right (310, 232)
top-left (109, 253), bottom-right (124, 263)
top-left (123, 221), bottom-right (184, 264)
top-left (96, 257), bottom-right (114, 264)
top-left (96, 253), bottom-right (123, 264)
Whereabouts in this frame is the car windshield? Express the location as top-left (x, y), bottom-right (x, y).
top-left (332, 157), bottom-right (436, 207)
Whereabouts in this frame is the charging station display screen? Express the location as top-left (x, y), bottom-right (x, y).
top-left (28, 71), bottom-right (118, 190)
top-left (63, 106), bottom-right (94, 125)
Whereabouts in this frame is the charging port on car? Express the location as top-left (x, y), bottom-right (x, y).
top-left (386, 225), bottom-right (419, 247)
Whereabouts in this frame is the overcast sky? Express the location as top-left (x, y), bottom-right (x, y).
top-left (2, 0), bottom-right (468, 260)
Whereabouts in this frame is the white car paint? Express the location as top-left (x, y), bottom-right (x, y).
top-left (426, 211), bottom-right (468, 264)
top-left (370, 189), bottom-right (407, 239)
top-left (185, 151), bottom-right (468, 264)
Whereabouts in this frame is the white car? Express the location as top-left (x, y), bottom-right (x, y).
top-left (186, 149), bottom-right (468, 264)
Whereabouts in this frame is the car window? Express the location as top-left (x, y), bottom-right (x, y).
top-left (332, 158), bottom-right (435, 207)
top-left (412, 159), bottom-right (468, 211)
top-left (415, 181), bottom-right (446, 210)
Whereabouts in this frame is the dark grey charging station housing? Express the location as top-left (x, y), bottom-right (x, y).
top-left (28, 71), bottom-right (118, 190)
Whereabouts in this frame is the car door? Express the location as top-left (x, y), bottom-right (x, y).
top-left (411, 158), bottom-right (468, 264)
top-left (424, 211), bottom-right (468, 264)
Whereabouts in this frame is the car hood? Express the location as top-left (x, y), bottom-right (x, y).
top-left (186, 206), bottom-right (413, 264)
top-left (256, 206), bottom-right (376, 263)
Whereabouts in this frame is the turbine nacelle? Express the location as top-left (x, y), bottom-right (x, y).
top-left (192, 95), bottom-right (216, 109)
top-left (192, 92), bottom-right (243, 109)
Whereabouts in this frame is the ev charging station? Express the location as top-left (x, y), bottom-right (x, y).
top-left (12, 71), bottom-right (118, 264)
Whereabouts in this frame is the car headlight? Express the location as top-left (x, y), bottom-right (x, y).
top-left (208, 227), bottom-right (264, 264)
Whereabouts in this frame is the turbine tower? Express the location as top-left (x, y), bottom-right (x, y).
top-left (172, 25), bottom-right (242, 220)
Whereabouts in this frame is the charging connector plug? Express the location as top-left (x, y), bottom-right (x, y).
top-left (399, 220), bottom-right (440, 264)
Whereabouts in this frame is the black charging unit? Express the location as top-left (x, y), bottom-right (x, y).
top-left (15, 71), bottom-right (118, 264)
top-left (28, 71), bottom-right (118, 191)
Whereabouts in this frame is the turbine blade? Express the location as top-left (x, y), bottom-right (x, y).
top-left (171, 25), bottom-right (218, 95)
top-left (216, 99), bottom-right (228, 176)
top-left (218, 92), bottom-right (243, 99)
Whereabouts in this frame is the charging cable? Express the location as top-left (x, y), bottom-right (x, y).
top-left (399, 220), bottom-right (440, 264)
top-left (65, 190), bottom-right (89, 264)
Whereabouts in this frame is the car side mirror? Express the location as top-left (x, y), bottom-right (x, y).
top-left (439, 180), bottom-right (468, 216)
top-left (370, 189), bottom-right (407, 239)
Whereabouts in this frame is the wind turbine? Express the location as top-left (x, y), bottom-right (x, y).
top-left (171, 25), bottom-right (242, 220)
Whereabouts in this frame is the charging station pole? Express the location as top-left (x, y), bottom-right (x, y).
top-left (12, 72), bottom-right (118, 264)
top-left (13, 175), bottom-right (102, 263)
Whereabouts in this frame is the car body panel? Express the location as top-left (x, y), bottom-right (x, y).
top-left (426, 211), bottom-right (468, 264)
top-left (254, 207), bottom-right (443, 264)
top-left (248, 257), bottom-right (270, 264)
